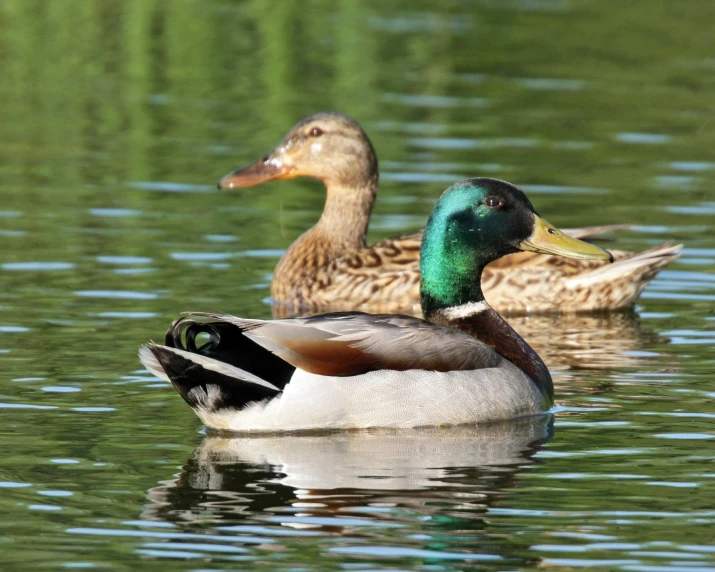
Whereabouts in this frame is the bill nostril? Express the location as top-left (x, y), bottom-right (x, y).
top-left (262, 155), bottom-right (270, 163)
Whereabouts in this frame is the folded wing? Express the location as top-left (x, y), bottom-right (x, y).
top-left (186, 311), bottom-right (502, 377)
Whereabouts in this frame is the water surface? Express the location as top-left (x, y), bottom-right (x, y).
top-left (1, 1), bottom-right (714, 570)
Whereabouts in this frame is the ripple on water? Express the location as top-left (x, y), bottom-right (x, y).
top-left (369, 14), bottom-right (471, 34)
top-left (667, 203), bottom-right (715, 215)
top-left (140, 542), bottom-right (248, 555)
top-left (89, 208), bottom-right (141, 217)
top-left (2, 262), bottom-right (75, 270)
top-left (96, 256), bottom-right (152, 265)
top-left (669, 161), bottom-right (715, 172)
top-left (547, 558), bottom-right (641, 568)
top-left (409, 136), bottom-right (540, 150)
top-left (382, 92), bottom-right (488, 108)
top-left (66, 527), bottom-right (272, 545)
top-left (641, 291), bottom-right (715, 302)
top-left (0, 403), bottom-right (56, 410)
top-left (71, 407), bottom-right (116, 412)
top-left (660, 329), bottom-right (715, 345)
top-left (265, 515), bottom-right (402, 528)
top-left (616, 132), bottom-right (671, 144)
top-left (113, 268), bottom-right (157, 275)
top-left (205, 234), bottom-right (238, 243)
top-left (654, 175), bottom-right (696, 189)
top-left (41, 386), bottom-right (81, 393)
top-left (381, 171), bottom-right (466, 184)
top-left (95, 312), bottom-right (158, 319)
top-left (646, 481), bottom-right (699, 488)
top-left (0, 482), bottom-right (32, 488)
top-left (654, 433), bottom-right (713, 440)
top-left (659, 270), bottom-right (715, 283)
top-left (370, 214), bottom-right (426, 230)
top-left (237, 249), bottom-right (284, 258)
top-left (517, 77), bottom-right (585, 90)
top-left (329, 545), bottom-right (502, 561)
top-left (134, 549), bottom-right (207, 560)
top-left (522, 184), bottom-right (607, 195)
top-left (0, 326), bottom-right (30, 333)
top-left (373, 121), bottom-right (449, 135)
top-left (217, 524), bottom-right (323, 537)
top-left (170, 252), bottom-right (234, 261)
top-left (74, 290), bottom-right (158, 300)
top-left (128, 181), bottom-right (214, 193)
top-left (381, 159), bottom-right (501, 172)
top-left (122, 520), bottom-right (177, 528)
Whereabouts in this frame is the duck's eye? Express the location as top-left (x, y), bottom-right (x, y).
top-left (309, 127), bottom-right (323, 137)
top-left (484, 196), bottom-right (503, 208)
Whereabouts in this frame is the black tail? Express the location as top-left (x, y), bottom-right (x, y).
top-left (164, 317), bottom-right (295, 388)
top-left (139, 317), bottom-right (296, 412)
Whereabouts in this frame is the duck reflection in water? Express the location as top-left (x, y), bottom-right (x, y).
top-left (142, 416), bottom-right (551, 561)
top-left (506, 310), bottom-right (668, 371)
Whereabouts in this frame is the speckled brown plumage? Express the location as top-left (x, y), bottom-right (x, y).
top-left (219, 112), bottom-right (681, 316)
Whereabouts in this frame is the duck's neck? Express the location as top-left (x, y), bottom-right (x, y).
top-left (272, 176), bottom-right (377, 298)
top-left (421, 262), bottom-right (552, 402)
top-left (313, 176), bottom-right (377, 250)
top-left (429, 301), bottom-right (553, 402)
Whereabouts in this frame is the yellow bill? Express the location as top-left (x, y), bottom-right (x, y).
top-left (519, 215), bottom-right (614, 262)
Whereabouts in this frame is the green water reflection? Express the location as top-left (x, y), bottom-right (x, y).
top-left (0, 0), bottom-right (714, 569)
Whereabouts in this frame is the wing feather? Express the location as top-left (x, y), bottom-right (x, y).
top-left (185, 312), bottom-right (501, 377)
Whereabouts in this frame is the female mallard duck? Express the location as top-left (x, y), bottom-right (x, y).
top-left (219, 112), bottom-right (679, 316)
top-left (140, 178), bottom-right (613, 431)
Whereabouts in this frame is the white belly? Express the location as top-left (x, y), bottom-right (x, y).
top-left (195, 363), bottom-right (547, 432)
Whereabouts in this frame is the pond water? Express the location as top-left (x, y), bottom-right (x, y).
top-left (1, 0), bottom-right (714, 570)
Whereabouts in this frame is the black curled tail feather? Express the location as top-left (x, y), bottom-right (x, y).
top-left (164, 317), bottom-right (295, 390)
top-left (139, 317), bottom-right (297, 414)
top-left (142, 344), bottom-right (280, 412)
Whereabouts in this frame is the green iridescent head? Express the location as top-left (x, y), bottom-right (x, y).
top-left (419, 178), bottom-right (612, 316)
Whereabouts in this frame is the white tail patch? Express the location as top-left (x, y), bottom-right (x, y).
top-left (138, 345), bottom-right (171, 382)
top-left (137, 344), bottom-right (281, 392)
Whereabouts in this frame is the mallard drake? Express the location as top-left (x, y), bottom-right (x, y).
top-left (140, 178), bottom-right (613, 432)
top-left (219, 112), bottom-right (680, 316)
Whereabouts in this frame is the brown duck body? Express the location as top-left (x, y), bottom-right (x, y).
top-left (220, 112), bottom-right (680, 316)
top-left (271, 224), bottom-right (680, 316)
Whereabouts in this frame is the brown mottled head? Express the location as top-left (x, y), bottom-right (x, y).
top-left (218, 112), bottom-right (379, 190)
